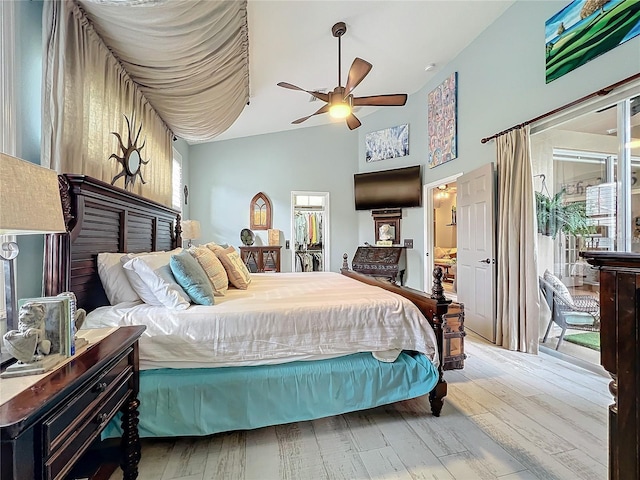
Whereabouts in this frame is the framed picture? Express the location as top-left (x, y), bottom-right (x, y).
top-left (372, 209), bottom-right (401, 245)
top-left (18, 296), bottom-right (72, 357)
top-left (545, 1), bottom-right (640, 83)
top-left (365, 124), bottom-right (409, 162)
top-left (428, 72), bottom-right (458, 169)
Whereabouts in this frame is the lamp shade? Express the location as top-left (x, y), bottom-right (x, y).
top-left (181, 220), bottom-right (201, 240)
top-left (0, 153), bottom-right (66, 235)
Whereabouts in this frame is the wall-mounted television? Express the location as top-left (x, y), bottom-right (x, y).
top-left (354, 165), bottom-right (422, 211)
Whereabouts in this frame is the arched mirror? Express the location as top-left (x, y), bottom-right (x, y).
top-left (250, 192), bottom-right (272, 230)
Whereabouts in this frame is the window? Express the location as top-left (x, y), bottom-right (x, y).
top-left (172, 148), bottom-right (182, 212)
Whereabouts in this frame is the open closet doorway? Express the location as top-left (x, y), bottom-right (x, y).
top-left (424, 174), bottom-right (461, 300)
top-left (291, 191), bottom-right (330, 272)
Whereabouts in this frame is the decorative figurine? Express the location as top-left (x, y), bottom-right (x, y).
top-left (3, 302), bottom-right (50, 364)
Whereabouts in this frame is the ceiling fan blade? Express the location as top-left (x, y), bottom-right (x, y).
top-left (343, 58), bottom-right (372, 97)
top-left (353, 94), bottom-right (408, 107)
top-left (277, 82), bottom-right (329, 102)
top-left (346, 113), bottom-right (361, 130)
top-left (292, 104), bottom-right (330, 124)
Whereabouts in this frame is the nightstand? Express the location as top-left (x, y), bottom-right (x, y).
top-left (0, 325), bottom-right (145, 480)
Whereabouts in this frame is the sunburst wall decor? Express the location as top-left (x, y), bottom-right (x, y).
top-left (109, 114), bottom-right (149, 190)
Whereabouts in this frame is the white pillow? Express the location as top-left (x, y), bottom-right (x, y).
top-left (119, 252), bottom-right (160, 305)
top-left (122, 249), bottom-right (190, 310)
top-left (97, 252), bottom-right (140, 305)
top-left (543, 270), bottom-right (574, 308)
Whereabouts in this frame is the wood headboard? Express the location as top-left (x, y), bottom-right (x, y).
top-left (44, 174), bottom-right (181, 312)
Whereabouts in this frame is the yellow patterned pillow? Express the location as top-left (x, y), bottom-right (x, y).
top-left (189, 246), bottom-right (229, 296)
top-left (213, 246), bottom-right (252, 289)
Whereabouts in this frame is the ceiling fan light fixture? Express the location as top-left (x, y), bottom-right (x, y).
top-left (329, 102), bottom-right (351, 119)
top-left (277, 21), bottom-right (407, 129)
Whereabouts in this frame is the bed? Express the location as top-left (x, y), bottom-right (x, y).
top-left (44, 174), bottom-right (455, 441)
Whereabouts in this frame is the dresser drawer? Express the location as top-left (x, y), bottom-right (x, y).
top-left (44, 376), bottom-right (132, 480)
top-left (43, 351), bottom-right (131, 456)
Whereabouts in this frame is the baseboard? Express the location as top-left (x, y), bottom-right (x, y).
top-left (539, 344), bottom-right (609, 378)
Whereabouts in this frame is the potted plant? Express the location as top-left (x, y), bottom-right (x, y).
top-left (535, 189), bottom-right (594, 239)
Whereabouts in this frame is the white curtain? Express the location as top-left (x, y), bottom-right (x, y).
top-left (495, 126), bottom-right (540, 353)
top-left (76, 0), bottom-right (250, 143)
top-left (43, 0), bottom-right (173, 205)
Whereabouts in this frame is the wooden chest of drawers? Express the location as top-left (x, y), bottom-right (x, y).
top-left (0, 326), bottom-right (145, 480)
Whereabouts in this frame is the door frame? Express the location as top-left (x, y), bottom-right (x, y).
top-left (290, 191), bottom-right (330, 272)
top-left (423, 173), bottom-right (463, 291)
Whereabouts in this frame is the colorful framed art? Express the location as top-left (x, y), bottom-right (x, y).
top-left (427, 72), bottom-right (457, 169)
top-left (545, 0), bottom-right (640, 83)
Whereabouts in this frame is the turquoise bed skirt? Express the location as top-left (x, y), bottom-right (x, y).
top-left (104, 351), bottom-right (438, 438)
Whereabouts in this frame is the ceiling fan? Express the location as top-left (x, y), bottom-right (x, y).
top-left (277, 22), bottom-right (407, 130)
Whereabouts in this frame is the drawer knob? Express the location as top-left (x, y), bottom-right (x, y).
top-left (94, 382), bottom-right (108, 393)
top-left (96, 413), bottom-right (109, 424)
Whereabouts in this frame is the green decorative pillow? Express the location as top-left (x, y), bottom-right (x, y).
top-left (170, 250), bottom-right (215, 306)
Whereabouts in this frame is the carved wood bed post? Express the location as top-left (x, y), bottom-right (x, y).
top-left (428, 267), bottom-right (450, 417)
top-left (582, 252), bottom-right (640, 480)
top-left (44, 175), bottom-right (73, 296)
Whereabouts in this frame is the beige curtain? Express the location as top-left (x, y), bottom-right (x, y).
top-left (495, 126), bottom-right (540, 353)
top-left (77, 0), bottom-right (250, 143)
top-left (42, 0), bottom-right (172, 205)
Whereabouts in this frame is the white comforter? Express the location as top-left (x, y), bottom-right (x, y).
top-left (83, 272), bottom-right (439, 370)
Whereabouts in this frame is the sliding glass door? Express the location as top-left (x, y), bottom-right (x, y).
top-left (531, 86), bottom-right (640, 360)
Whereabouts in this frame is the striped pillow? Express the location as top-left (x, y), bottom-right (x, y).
top-left (189, 246), bottom-right (229, 296)
top-left (209, 245), bottom-right (252, 290)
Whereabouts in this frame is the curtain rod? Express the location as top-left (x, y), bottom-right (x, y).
top-left (480, 72), bottom-right (640, 144)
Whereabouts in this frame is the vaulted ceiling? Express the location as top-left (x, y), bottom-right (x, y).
top-left (78, 1), bottom-right (515, 143)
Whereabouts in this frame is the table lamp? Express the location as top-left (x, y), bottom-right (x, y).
top-left (181, 220), bottom-right (201, 248)
top-left (0, 153), bottom-right (66, 336)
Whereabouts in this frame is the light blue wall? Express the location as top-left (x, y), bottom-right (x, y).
top-left (16, 0), bottom-right (45, 299)
top-left (188, 124), bottom-right (359, 272)
top-left (188, 0), bottom-right (640, 290)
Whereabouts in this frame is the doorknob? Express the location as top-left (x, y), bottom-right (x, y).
top-left (479, 258), bottom-right (492, 264)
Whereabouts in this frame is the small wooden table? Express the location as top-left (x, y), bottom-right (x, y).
top-left (0, 326), bottom-right (145, 480)
top-left (239, 246), bottom-right (282, 272)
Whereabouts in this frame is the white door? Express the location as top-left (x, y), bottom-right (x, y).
top-left (456, 163), bottom-right (496, 342)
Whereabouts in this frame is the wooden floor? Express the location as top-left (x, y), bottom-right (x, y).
top-left (109, 335), bottom-right (610, 480)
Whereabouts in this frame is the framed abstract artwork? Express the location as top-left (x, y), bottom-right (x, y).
top-left (428, 72), bottom-right (457, 169)
top-left (365, 124), bottom-right (409, 162)
top-left (545, 0), bottom-right (640, 83)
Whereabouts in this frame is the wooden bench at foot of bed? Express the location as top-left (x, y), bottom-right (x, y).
top-left (340, 253), bottom-right (465, 417)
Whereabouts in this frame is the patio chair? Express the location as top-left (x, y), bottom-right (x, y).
top-left (539, 275), bottom-right (600, 350)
